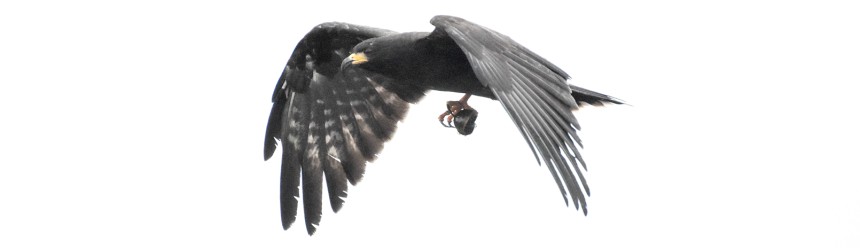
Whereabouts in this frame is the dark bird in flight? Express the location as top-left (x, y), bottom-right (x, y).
top-left (264, 15), bottom-right (623, 235)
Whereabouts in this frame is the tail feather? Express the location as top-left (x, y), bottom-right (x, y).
top-left (569, 85), bottom-right (625, 106)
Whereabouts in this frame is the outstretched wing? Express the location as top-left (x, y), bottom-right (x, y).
top-left (430, 16), bottom-right (592, 214)
top-left (264, 23), bottom-right (424, 235)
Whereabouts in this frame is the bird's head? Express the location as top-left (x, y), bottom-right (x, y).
top-left (341, 38), bottom-right (382, 72)
top-left (340, 35), bottom-right (419, 75)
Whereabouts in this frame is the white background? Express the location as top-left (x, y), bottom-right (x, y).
top-left (2, 0), bottom-right (858, 247)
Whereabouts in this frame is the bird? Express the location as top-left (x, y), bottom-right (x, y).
top-left (263, 15), bottom-right (623, 235)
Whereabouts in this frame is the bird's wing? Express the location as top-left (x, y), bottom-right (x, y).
top-left (264, 22), bottom-right (425, 235)
top-left (430, 15), bottom-right (591, 213)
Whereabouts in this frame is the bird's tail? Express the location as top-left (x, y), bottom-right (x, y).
top-left (569, 84), bottom-right (625, 106)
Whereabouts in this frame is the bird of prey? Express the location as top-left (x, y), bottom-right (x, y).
top-left (263, 15), bottom-right (623, 235)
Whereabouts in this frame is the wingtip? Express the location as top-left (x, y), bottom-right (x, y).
top-left (281, 219), bottom-right (294, 231)
top-left (264, 142), bottom-right (277, 161)
top-left (306, 224), bottom-right (318, 236)
top-left (264, 150), bottom-right (273, 161)
top-left (331, 200), bottom-right (344, 213)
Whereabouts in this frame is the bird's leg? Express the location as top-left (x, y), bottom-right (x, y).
top-left (437, 94), bottom-right (473, 128)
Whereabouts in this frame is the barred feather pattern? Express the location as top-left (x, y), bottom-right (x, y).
top-left (276, 68), bottom-right (412, 234)
top-left (263, 22), bottom-right (422, 235)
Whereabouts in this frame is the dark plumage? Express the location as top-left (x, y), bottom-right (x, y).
top-left (264, 15), bottom-right (623, 235)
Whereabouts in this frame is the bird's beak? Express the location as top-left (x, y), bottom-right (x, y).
top-left (340, 52), bottom-right (368, 71)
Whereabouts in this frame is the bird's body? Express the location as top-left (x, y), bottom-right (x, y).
top-left (353, 31), bottom-right (492, 97)
top-left (264, 15), bottom-right (623, 235)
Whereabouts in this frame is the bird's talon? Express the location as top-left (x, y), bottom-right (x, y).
top-left (435, 95), bottom-right (479, 135)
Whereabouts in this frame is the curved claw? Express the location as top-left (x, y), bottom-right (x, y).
top-left (439, 119), bottom-right (454, 128)
top-left (438, 111), bottom-right (454, 127)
